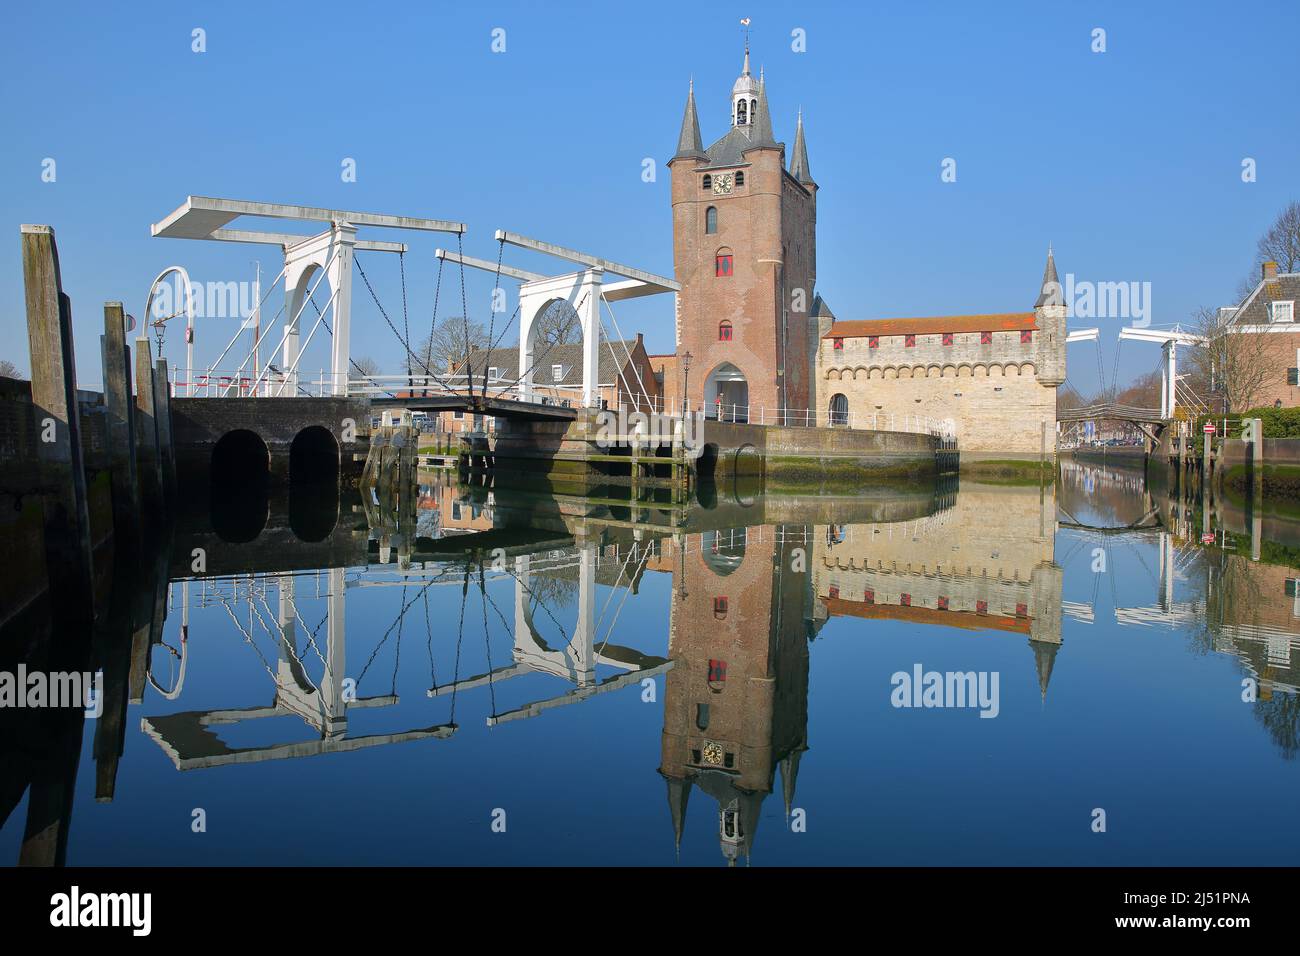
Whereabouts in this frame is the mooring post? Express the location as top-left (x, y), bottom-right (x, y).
top-left (154, 357), bottom-right (177, 499)
top-left (101, 303), bottom-right (139, 541)
top-left (21, 223), bottom-right (95, 648)
top-left (1250, 417), bottom-right (1264, 502)
top-left (134, 337), bottom-right (163, 505)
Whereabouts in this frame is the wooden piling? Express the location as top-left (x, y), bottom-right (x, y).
top-left (134, 336), bottom-right (163, 504)
top-left (20, 223), bottom-right (94, 649)
top-left (100, 303), bottom-right (139, 541)
top-left (154, 357), bottom-right (176, 498)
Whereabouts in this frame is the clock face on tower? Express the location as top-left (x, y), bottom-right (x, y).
top-left (712, 173), bottom-right (734, 195)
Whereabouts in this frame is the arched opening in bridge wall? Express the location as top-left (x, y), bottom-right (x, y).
top-left (289, 425), bottom-right (340, 542)
top-left (210, 429), bottom-right (270, 542)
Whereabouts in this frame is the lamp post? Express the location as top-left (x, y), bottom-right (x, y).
top-left (681, 350), bottom-right (693, 417)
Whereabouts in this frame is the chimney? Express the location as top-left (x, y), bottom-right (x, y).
top-left (636, 332), bottom-right (644, 349)
top-left (1263, 261), bottom-right (1278, 281)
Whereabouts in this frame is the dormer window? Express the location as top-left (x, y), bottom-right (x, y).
top-left (1272, 301), bottom-right (1295, 323)
top-left (552, 364), bottom-right (564, 382)
top-left (487, 366), bottom-right (499, 381)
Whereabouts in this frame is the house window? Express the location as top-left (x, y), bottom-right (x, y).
top-left (942, 332), bottom-right (954, 346)
top-left (715, 254), bottom-right (734, 277)
top-left (718, 321), bottom-right (733, 341)
top-left (705, 206), bottom-right (718, 234)
top-left (702, 174), bottom-right (712, 190)
top-left (980, 331), bottom-right (992, 345)
top-left (551, 364), bottom-right (563, 382)
top-left (713, 596), bottom-right (728, 618)
top-left (905, 334), bottom-right (916, 348)
top-left (735, 171), bottom-right (745, 186)
top-left (868, 335), bottom-right (879, 349)
top-left (1272, 301), bottom-right (1295, 323)
top-left (1020, 330), bottom-right (1033, 344)
top-left (832, 336), bottom-right (844, 350)
top-left (453, 409), bottom-right (464, 420)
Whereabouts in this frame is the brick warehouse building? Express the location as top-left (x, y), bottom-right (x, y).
top-left (664, 46), bottom-right (820, 423)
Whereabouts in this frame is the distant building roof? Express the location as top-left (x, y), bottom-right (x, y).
top-left (824, 312), bottom-right (1038, 339)
top-left (455, 340), bottom-right (642, 388)
top-left (1228, 269), bottom-right (1300, 327)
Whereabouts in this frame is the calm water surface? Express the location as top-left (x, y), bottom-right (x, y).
top-left (4, 462), bottom-right (1298, 866)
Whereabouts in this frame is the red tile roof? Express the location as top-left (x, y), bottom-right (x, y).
top-left (824, 312), bottom-right (1038, 338)
top-left (820, 596), bottom-right (1032, 634)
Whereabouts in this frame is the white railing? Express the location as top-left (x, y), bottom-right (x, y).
top-left (171, 367), bottom-right (347, 397)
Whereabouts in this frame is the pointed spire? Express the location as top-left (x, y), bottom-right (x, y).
top-left (790, 108), bottom-right (813, 184)
top-left (1029, 639), bottom-right (1060, 702)
top-left (748, 71), bottom-right (777, 148)
top-left (672, 79), bottom-right (706, 161)
top-left (1035, 244), bottom-right (1063, 308)
top-left (664, 775), bottom-right (691, 853)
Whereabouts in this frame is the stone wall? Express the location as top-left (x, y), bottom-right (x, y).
top-left (819, 334), bottom-right (1056, 458)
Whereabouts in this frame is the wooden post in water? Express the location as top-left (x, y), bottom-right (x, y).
top-left (20, 224), bottom-right (94, 646)
top-left (134, 336), bottom-right (163, 506)
top-left (101, 303), bottom-right (139, 545)
top-left (154, 357), bottom-right (176, 499)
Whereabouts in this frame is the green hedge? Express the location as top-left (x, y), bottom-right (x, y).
top-left (1194, 407), bottom-right (1300, 439)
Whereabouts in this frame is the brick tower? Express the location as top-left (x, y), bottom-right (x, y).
top-left (669, 44), bottom-right (818, 423)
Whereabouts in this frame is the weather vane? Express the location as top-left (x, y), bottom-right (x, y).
top-left (740, 16), bottom-right (751, 49)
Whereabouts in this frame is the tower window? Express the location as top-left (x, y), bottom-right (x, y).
top-left (713, 596), bottom-right (728, 618)
top-left (864, 589), bottom-right (875, 604)
top-left (705, 206), bottom-right (717, 234)
top-left (828, 585), bottom-right (840, 599)
top-left (695, 704), bottom-right (710, 730)
top-left (715, 254), bottom-right (734, 277)
top-left (832, 337), bottom-right (843, 350)
top-left (980, 331), bottom-right (993, 345)
top-left (736, 100), bottom-right (748, 125)
top-left (707, 659), bottom-right (727, 684)
top-left (735, 171), bottom-right (744, 186)
top-left (868, 335), bottom-right (879, 349)
top-left (942, 332), bottom-right (954, 347)
top-left (1020, 330), bottom-right (1033, 344)
top-left (900, 593), bottom-right (912, 606)
top-left (718, 320), bottom-right (733, 341)
top-left (904, 334), bottom-right (916, 348)
top-left (702, 174), bottom-right (712, 190)
top-left (938, 596), bottom-right (949, 610)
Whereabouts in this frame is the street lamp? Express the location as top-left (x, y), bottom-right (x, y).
top-left (681, 350), bottom-right (693, 416)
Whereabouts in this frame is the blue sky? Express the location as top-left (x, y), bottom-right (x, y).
top-left (1, 0), bottom-right (1297, 396)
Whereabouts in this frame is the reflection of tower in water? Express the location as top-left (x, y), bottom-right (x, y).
top-left (659, 525), bottom-right (813, 865)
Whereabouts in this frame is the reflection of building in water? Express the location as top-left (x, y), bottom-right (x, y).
top-left (658, 526), bottom-right (812, 865)
top-left (812, 484), bottom-right (1064, 698)
top-left (1205, 556), bottom-right (1300, 696)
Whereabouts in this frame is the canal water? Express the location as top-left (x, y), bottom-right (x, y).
top-left (3, 462), bottom-right (1299, 866)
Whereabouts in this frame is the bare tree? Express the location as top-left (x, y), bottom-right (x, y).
top-left (0, 360), bottom-right (20, 379)
top-left (352, 355), bottom-right (382, 377)
top-left (1188, 304), bottom-right (1287, 413)
top-left (533, 300), bottom-right (581, 346)
top-left (415, 318), bottom-right (490, 377)
top-left (1233, 201), bottom-right (1300, 300)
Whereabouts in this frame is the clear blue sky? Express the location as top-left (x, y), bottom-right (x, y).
top-left (2, 0), bottom-right (1297, 396)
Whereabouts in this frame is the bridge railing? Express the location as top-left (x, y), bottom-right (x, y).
top-left (169, 367), bottom-right (349, 398)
